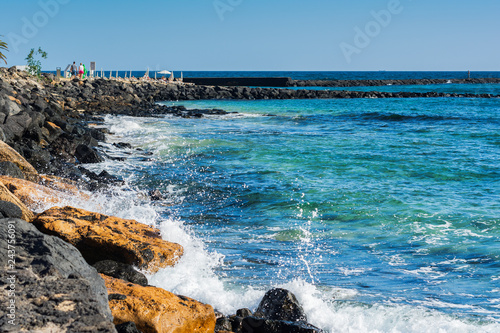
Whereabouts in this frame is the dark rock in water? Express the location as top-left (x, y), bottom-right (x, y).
top-left (97, 169), bottom-right (124, 184)
top-left (149, 189), bottom-right (165, 201)
top-left (78, 167), bottom-right (123, 186)
top-left (241, 316), bottom-right (324, 333)
top-left (0, 200), bottom-right (23, 219)
top-left (237, 308), bottom-right (253, 318)
top-left (115, 321), bottom-right (142, 333)
top-left (113, 142), bottom-right (133, 149)
top-left (254, 288), bottom-right (307, 322)
top-left (0, 218), bottom-right (116, 332)
top-left (229, 315), bottom-right (244, 332)
top-left (93, 260), bottom-right (148, 286)
top-left (0, 161), bottom-right (25, 179)
top-left (215, 316), bottom-right (233, 332)
top-left (75, 144), bottom-right (104, 163)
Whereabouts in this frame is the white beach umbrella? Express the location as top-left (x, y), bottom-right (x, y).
top-left (158, 70), bottom-right (171, 75)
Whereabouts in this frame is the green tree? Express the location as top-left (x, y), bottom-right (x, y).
top-left (0, 36), bottom-right (8, 65)
top-left (26, 47), bottom-right (48, 77)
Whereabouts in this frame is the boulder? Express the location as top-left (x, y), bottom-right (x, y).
top-left (2, 112), bottom-right (33, 141)
top-left (0, 183), bottom-right (33, 221)
top-left (3, 96), bottom-right (22, 115)
top-left (0, 175), bottom-right (86, 212)
top-left (43, 121), bottom-right (64, 141)
top-left (32, 206), bottom-right (183, 272)
top-left (254, 288), bottom-right (307, 322)
top-left (75, 143), bottom-right (104, 163)
top-left (0, 218), bottom-right (116, 332)
top-left (0, 140), bottom-right (38, 179)
top-left (93, 260), bottom-right (148, 286)
top-left (102, 274), bottom-right (216, 333)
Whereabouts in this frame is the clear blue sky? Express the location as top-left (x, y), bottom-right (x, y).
top-left (1, 0), bottom-right (499, 71)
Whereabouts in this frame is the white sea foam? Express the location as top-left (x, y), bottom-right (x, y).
top-left (149, 217), bottom-right (264, 314)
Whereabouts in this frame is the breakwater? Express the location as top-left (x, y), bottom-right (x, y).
top-left (291, 77), bottom-right (500, 87)
top-left (181, 76), bottom-right (500, 88)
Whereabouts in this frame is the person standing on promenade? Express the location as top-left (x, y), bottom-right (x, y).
top-left (71, 61), bottom-right (78, 78)
top-left (78, 63), bottom-right (84, 79)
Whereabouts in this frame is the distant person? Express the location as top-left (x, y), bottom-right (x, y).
top-left (79, 63), bottom-right (84, 79)
top-left (71, 61), bottom-right (78, 78)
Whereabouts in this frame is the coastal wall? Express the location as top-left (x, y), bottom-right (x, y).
top-left (183, 77), bottom-right (292, 87)
top-left (291, 77), bottom-right (500, 87)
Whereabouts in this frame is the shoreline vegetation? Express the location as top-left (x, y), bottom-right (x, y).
top-left (0, 66), bottom-right (498, 332)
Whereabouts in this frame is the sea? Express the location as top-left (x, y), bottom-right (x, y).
top-left (54, 72), bottom-right (500, 332)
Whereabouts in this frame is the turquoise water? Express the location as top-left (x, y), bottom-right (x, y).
top-left (88, 84), bottom-right (500, 332)
top-left (289, 83), bottom-right (500, 95)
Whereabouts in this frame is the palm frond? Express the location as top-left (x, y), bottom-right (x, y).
top-left (0, 36), bottom-right (8, 64)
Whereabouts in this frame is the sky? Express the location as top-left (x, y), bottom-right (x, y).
top-left (1, 0), bottom-right (499, 71)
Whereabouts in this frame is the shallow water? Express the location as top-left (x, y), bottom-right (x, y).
top-left (68, 83), bottom-right (500, 332)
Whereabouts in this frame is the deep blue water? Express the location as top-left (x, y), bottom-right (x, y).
top-left (80, 73), bottom-right (500, 332)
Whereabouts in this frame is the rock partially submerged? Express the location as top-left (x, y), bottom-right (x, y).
top-left (254, 288), bottom-right (308, 322)
top-left (216, 288), bottom-right (323, 333)
top-left (32, 206), bottom-right (183, 272)
top-left (0, 218), bottom-right (116, 332)
top-left (102, 274), bottom-right (216, 333)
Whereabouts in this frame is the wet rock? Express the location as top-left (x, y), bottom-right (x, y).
top-left (215, 316), bottom-right (233, 332)
top-left (75, 143), bottom-right (104, 163)
top-left (236, 308), bottom-right (253, 318)
top-left (149, 189), bottom-right (165, 201)
top-left (254, 288), bottom-right (307, 322)
top-left (32, 206), bottom-right (184, 272)
top-left (0, 218), bottom-right (116, 332)
top-left (103, 274), bottom-right (216, 333)
top-left (93, 260), bottom-right (148, 286)
top-left (241, 317), bottom-right (324, 333)
top-left (113, 142), bottom-right (133, 149)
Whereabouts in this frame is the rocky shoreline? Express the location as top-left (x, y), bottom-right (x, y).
top-left (0, 67), bottom-right (330, 332)
top-left (0, 67), bottom-right (498, 332)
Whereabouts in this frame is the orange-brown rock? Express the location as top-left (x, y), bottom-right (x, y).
top-left (0, 175), bottom-right (88, 212)
top-left (0, 183), bottom-right (34, 221)
top-left (102, 275), bottom-right (215, 333)
top-left (32, 206), bottom-right (183, 272)
top-left (0, 140), bottom-right (38, 179)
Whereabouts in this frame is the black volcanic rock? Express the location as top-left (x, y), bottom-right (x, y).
top-left (75, 144), bottom-right (104, 163)
top-left (254, 288), bottom-right (307, 322)
top-left (93, 260), bottom-right (148, 286)
top-left (0, 218), bottom-right (116, 332)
